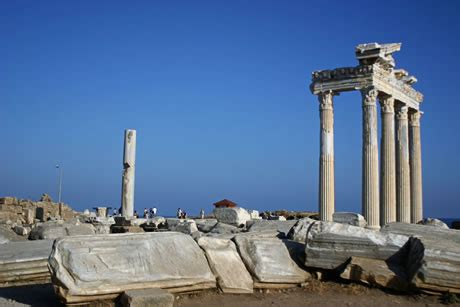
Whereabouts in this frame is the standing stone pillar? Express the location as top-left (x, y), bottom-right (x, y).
top-left (396, 106), bottom-right (411, 223)
top-left (121, 129), bottom-right (136, 218)
top-left (409, 111), bottom-right (423, 223)
top-left (379, 96), bottom-right (396, 226)
top-left (318, 91), bottom-right (335, 221)
top-left (361, 87), bottom-right (380, 229)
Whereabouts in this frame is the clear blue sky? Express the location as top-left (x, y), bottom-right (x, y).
top-left (1, 0), bottom-right (459, 218)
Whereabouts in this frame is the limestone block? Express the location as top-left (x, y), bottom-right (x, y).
top-left (213, 207), bottom-right (251, 227)
top-left (195, 219), bottom-right (218, 233)
top-left (287, 218), bottom-right (317, 243)
top-left (246, 220), bottom-right (297, 238)
top-left (248, 210), bottom-right (261, 220)
top-left (417, 218), bottom-right (449, 229)
top-left (381, 223), bottom-right (460, 244)
top-left (29, 222), bottom-right (95, 240)
top-left (233, 233), bottom-right (310, 285)
top-left (0, 197), bottom-right (18, 205)
top-left (48, 232), bottom-right (216, 304)
top-left (22, 209), bottom-right (34, 225)
top-left (333, 212), bottom-right (367, 227)
top-left (304, 220), bottom-right (409, 270)
top-left (268, 216), bottom-right (287, 221)
top-left (0, 240), bottom-right (53, 287)
top-left (120, 288), bottom-right (174, 307)
top-left (209, 222), bottom-right (239, 235)
top-left (167, 219), bottom-right (198, 234)
top-left (95, 207), bottom-right (108, 218)
top-left (197, 237), bottom-right (253, 293)
top-left (147, 216), bottom-right (166, 227)
top-left (340, 256), bottom-right (408, 291)
top-left (13, 225), bottom-right (30, 236)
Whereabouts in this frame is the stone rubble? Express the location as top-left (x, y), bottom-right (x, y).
top-left (332, 212), bottom-right (367, 227)
top-left (246, 220), bottom-right (297, 238)
top-left (29, 221), bottom-right (96, 240)
top-left (213, 207), bottom-right (251, 227)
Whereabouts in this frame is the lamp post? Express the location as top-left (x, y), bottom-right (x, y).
top-left (56, 164), bottom-right (63, 203)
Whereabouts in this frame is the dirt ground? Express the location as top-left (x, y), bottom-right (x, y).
top-left (0, 280), bottom-right (458, 307)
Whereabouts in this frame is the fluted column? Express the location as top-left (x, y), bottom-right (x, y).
top-left (379, 96), bottom-right (396, 226)
top-left (361, 87), bottom-right (380, 229)
top-left (409, 111), bottom-right (423, 223)
top-left (396, 105), bottom-right (411, 223)
top-left (121, 129), bottom-right (136, 218)
top-left (318, 91), bottom-right (335, 221)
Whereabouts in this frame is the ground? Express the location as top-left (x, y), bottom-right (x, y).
top-left (0, 280), bottom-right (458, 307)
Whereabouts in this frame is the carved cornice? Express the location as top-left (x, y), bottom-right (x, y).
top-left (361, 87), bottom-right (378, 107)
top-left (318, 91), bottom-right (334, 110)
top-left (380, 96), bottom-right (395, 113)
top-left (312, 65), bottom-right (373, 83)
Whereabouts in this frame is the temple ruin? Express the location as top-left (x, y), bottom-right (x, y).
top-left (310, 43), bottom-right (424, 229)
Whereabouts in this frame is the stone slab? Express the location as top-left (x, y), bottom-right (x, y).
top-left (246, 220), bottom-right (297, 238)
top-left (213, 207), bottom-right (251, 227)
top-left (197, 236), bottom-right (253, 293)
top-left (48, 232), bottom-right (216, 304)
top-left (333, 212), bottom-right (367, 227)
top-left (120, 288), bottom-right (174, 307)
top-left (233, 233), bottom-right (310, 284)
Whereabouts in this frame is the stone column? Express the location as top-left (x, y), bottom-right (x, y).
top-left (361, 87), bottom-right (380, 229)
top-left (121, 129), bottom-right (136, 218)
top-left (409, 111), bottom-right (423, 223)
top-left (396, 106), bottom-right (411, 223)
top-left (379, 96), bottom-right (396, 226)
top-left (318, 91), bottom-right (335, 221)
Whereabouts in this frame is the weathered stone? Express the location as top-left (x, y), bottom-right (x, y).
top-left (0, 240), bottom-right (53, 287)
top-left (195, 219), bottom-right (218, 233)
top-left (0, 197), bottom-right (18, 205)
top-left (95, 207), bottom-right (108, 218)
top-left (268, 216), bottom-right (287, 221)
top-left (148, 216), bottom-right (166, 228)
top-left (340, 256), bottom-right (408, 291)
top-left (48, 232), bottom-right (216, 304)
top-left (304, 220), bottom-right (409, 270)
top-left (333, 212), bottom-right (367, 227)
top-left (246, 220), bottom-right (297, 238)
top-left (92, 217), bottom-right (116, 234)
top-left (213, 207), bottom-right (251, 227)
top-left (382, 223), bottom-right (460, 294)
top-left (120, 288), bottom-right (174, 307)
top-left (40, 194), bottom-right (52, 202)
top-left (22, 209), bottom-right (34, 224)
top-left (197, 237), bottom-right (253, 293)
top-left (13, 225), bottom-right (30, 236)
top-left (167, 219), bottom-right (198, 235)
top-left (234, 233), bottom-right (310, 285)
top-left (287, 218), bottom-right (317, 243)
top-left (29, 222), bottom-right (95, 240)
top-left (209, 222), bottom-right (239, 235)
top-left (248, 210), bottom-right (261, 220)
top-left (417, 218), bottom-right (448, 229)
top-left (121, 129), bottom-right (136, 218)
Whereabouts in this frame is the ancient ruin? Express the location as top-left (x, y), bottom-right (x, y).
top-left (121, 129), bottom-right (137, 218)
top-left (311, 43), bottom-right (424, 228)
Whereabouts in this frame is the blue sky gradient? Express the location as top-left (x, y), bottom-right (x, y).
top-left (1, 0), bottom-right (459, 217)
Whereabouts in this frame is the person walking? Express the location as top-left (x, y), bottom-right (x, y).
top-left (200, 208), bottom-right (205, 219)
top-left (177, 208), bottom-right (182, 219)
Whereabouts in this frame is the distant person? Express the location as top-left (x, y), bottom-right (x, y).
top-left (152, 207), bottom-right (157, 217)
top-left (134, 210), bottom-right (139, 218)
top-left (113, 209), bottom-right (118, 216)
top-left (177, 208), bottom-right (182, 219)
top-left (143, 208), bottom-right (148, 218)
top-left (200, 208), bottom-right (205, 219)
top-left (182, 211), bottom-right (187, 219)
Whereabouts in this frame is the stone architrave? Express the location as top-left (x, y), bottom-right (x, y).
top-left (409, 111), bottom-right (423, 223)
top-left (318, 91), bottom-right (335, 222)
top-left (396, 106), bottom-right (411, 223)
top-left (379, 96), bottom-right (397, 226)
top-left (48, 232), bottom-right (216, 304)
top-left (197, 237), bottom-right (253, 293)
top-left (361, 87), bottom-right (380, 230)
top-left (121, 129), bottom-right (136, 218)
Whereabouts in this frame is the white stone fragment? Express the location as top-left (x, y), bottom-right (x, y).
top-left (213, 207), bottom-right (251, 226)
top-left (333, 212), bottom-right (367, 227)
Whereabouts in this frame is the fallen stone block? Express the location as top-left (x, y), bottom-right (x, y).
top-left (340, 256), bottom-right (408, 291)
top-left (29, 222), bottom-right (96, 240)
top-left (213, 207), bottom-right (251, 227)
top-left (167, 219), bottom-right (198, 234)
top-left (13, 225), bottom-right (30, 236)
top-left (333, 212), bottom-right (367, 227)
top-left (48, 232), bottom-right (216, 304)
top-left (209, 222), bottom-right (240, 235)
top-left (246, 220), bottom-right (297, 238)
top-left (287, 217), bottom-right (317, 243)
top-left (119, 288), bottom-right (174, 307)
top-left (304, 220), bottom-right (410, 270)
top-left (248, 210), bottom-right (261, 220)
top-left (234, 233), bottom-right (310, 286)
top-left (195, 219), bottom-right (218, 233)
top-left (197, 236), bottom-right (253, 294)
top-left (382, 223), bottom-right (460, 294)
top-left (417, 218), bottom-right (449, 229)
top-left (0, 197), bottom-right (18, 205)
top-left (0, 240), bottom-right (53, 287)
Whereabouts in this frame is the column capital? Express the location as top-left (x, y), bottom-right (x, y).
top-left (396, 105), bottom-right (409, 120)
top-left (409, 110), bottom-right (423, 127)
top-left (318, 90), bottom-right (335, 110)
top-left (379, 96), bottom-right (395, 113)
top-left (361, 87), bottom-right (379, 106)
